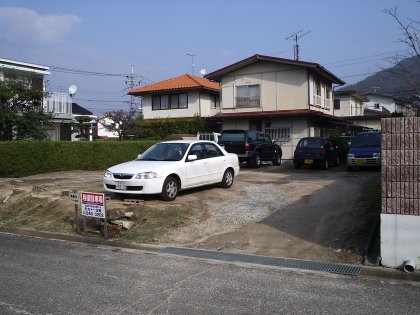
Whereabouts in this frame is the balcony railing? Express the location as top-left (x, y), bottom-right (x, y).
top-left (324, 98), bottom-right (332, 109)
top-left (235, 96), bottom-right (260, 108)
top-left (314, 95), bottom-right (321, 106)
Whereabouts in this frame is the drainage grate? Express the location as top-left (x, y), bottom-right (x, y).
top-left (159, 247), bottom-right (362, 276)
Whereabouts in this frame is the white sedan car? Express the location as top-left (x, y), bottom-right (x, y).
top-left (103, 140), bottom-right (240, 201)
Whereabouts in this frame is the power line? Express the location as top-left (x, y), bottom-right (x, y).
top-left (48, 65), bottom-right (126, 77)
top-left (75, 98), bottom-right (130, 103)
top-left (324, 49), bottom-right (412, 66)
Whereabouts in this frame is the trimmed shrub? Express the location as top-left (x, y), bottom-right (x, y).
top-left (0, 141), bottom-right (157, 177)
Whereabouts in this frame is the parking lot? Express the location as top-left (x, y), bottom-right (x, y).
top-left (0, 164), bottom-right (380, 264)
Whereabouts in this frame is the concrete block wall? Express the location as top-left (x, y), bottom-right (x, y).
top-left (380, 117), bottom-right (420, 270)
top-left (381, 117), bottom-right (420, 215)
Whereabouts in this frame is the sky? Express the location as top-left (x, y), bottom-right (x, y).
top-left (0, 0), bottom-right (418, 116)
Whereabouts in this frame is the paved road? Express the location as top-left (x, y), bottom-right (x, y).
top-left (0, 233), bottom-right (419, 315)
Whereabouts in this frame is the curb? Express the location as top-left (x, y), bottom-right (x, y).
top-left (0, 228), bottom-right (163, 252)
top-left (1, 228), bottom-right (418, 282)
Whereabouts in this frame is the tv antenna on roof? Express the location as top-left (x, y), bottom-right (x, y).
top-left (186, 53), bottom-right (197, 75)
top-left (286, 30), bottom-right (310, 61)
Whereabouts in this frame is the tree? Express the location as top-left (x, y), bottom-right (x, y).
top-left (0, 80), bottom-right (52, 141)
top-left (101, 108), bottom-right (140, 140)
top-left (384, 6), bottom-right (419, 59)
top-left (74, 116), bottom-right (92, 141)
top-left (383, 5), bottom-right (420, 100)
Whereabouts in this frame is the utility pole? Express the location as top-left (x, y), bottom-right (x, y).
top-left (125, 65), bottom-right (139, 112)
top-left (286, 30), bottom-right (310, 61)
top-left (186, 53), bottom-right (197, 75)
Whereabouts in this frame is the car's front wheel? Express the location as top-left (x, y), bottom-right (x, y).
top-left (220, 169), bottom-right (234, 188)
top-left (160, 176), bottom-right (179, 201)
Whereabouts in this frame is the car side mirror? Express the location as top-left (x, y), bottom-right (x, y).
top-left (137, 154), bottom-right (142, 159)
top-left (187, 154), bottom-right (198, 161)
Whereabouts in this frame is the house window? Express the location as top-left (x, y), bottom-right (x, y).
top-left (152, 96), bottom-right (161, 110)
top-left (265, 128), bottom-right (291, 141)
top-left (374, 103), bottom-right (380, 109)
top-left (210, 94), bottom-right (219, 109)
top-left (152, 93), bottom-right (188, 110)
top-left (179, 93), bottom-right (188, 108)
top-left (170, 95), bottom-right (179, 109)
top-left (236, 84), bottom-right (260, 108)
top-left (334, 99), bottom-right (341, 110)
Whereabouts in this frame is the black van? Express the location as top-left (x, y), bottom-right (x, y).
top-left (293, 137), bottom-right (340, 170)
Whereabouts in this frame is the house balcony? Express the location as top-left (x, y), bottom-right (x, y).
top-left (314, 95), bottom-right (321, 106)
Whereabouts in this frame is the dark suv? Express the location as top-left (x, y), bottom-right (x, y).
top-left (218, 129), bottom-right (282, 168)
top-left (293, 137), bottom-right (340, 169)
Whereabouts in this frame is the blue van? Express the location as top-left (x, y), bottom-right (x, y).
top-left (346, 131), bottom-right (381, 171)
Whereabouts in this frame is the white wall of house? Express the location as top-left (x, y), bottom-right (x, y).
top-left (364, 94), bottom-right (396, 113)
top-left (265, 117), bottom-right (309, 159)
top-left (333, 96), bottom-right (364, 117)
top-left (381, 213), bottom-right (420, 270)
top-left (142, 91), bottom-right (219, 119)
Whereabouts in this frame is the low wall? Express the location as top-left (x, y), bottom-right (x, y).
top-left (380, 117), bottom-right (420, 270)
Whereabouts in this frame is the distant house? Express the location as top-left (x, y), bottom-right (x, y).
top-left (363, 93), bottom-right (413, 117)
top-left (0, 57), bottom-right (49, 90)
top-left (97, 116), bottom-right (120, 140)
top-left (204, 54), bottom-right (346, 159)
top-left (333, 90), bottom-right (368, 118)
top-left (128, 73), bottom-right (220, 120)
top-left (333, 90), bottom-right (376, 131)
top-left (1, 58), bottom-right (94, 141)
top-left (333, 91), bottom-right (415, 131)
top-left (43, 92), bottom-right (78, 140)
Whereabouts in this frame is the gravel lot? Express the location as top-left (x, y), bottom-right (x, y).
top-left (0, 164), bottom-right (380, 264)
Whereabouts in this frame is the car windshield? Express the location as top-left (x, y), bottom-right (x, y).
top-left (220, 131), bottom-right (245, 142)
top-left (137, 143), bottom-right (190, 161)
top-left (299, 138), bottom-right (324, 149)
top-left (351, 133), bottom-right (381, 148)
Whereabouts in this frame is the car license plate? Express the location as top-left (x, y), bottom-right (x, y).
top-left (116, 182), bottom-right (126, 190)
top-left (356, 159), bottom-right (365, 165)
top-left (304, 159), bottom-right (313, 164)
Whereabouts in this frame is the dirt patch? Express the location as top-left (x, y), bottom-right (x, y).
top-left (0, 166), bottom-right (381, 264)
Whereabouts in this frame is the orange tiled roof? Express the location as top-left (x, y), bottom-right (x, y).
top-left (129, 73), bottom-right (220, 95)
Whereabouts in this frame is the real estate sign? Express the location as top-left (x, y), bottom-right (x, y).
top-left (81, 192), bottom-right (105, 219)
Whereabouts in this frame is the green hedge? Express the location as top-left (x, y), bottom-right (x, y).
top-left (0, 141), bottom-right (157, 178)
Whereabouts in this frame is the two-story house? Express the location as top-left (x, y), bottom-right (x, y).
top-left (204, 54), bottom-right (346, 159)
top-left (1, 58), bottom-right (89, 141)
top-left (129, 73), bottom-right (220, 120)
top-left (0, 58), bottom-right (49, 90)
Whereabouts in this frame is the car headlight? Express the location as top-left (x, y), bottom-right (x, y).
top-left (104, 170), bottom-right (112, 178)
top-left (135, 172), bottom-right (158, 179)
top-left (347, 153), bottom-right (355, 158)
top-left (373, 152), bottom-right (381, 157)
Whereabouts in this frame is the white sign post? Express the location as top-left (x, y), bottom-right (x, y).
top-left (69, 192), bottom-right (80, 233)
top-left (81, 192), bottom-right (107, 239)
